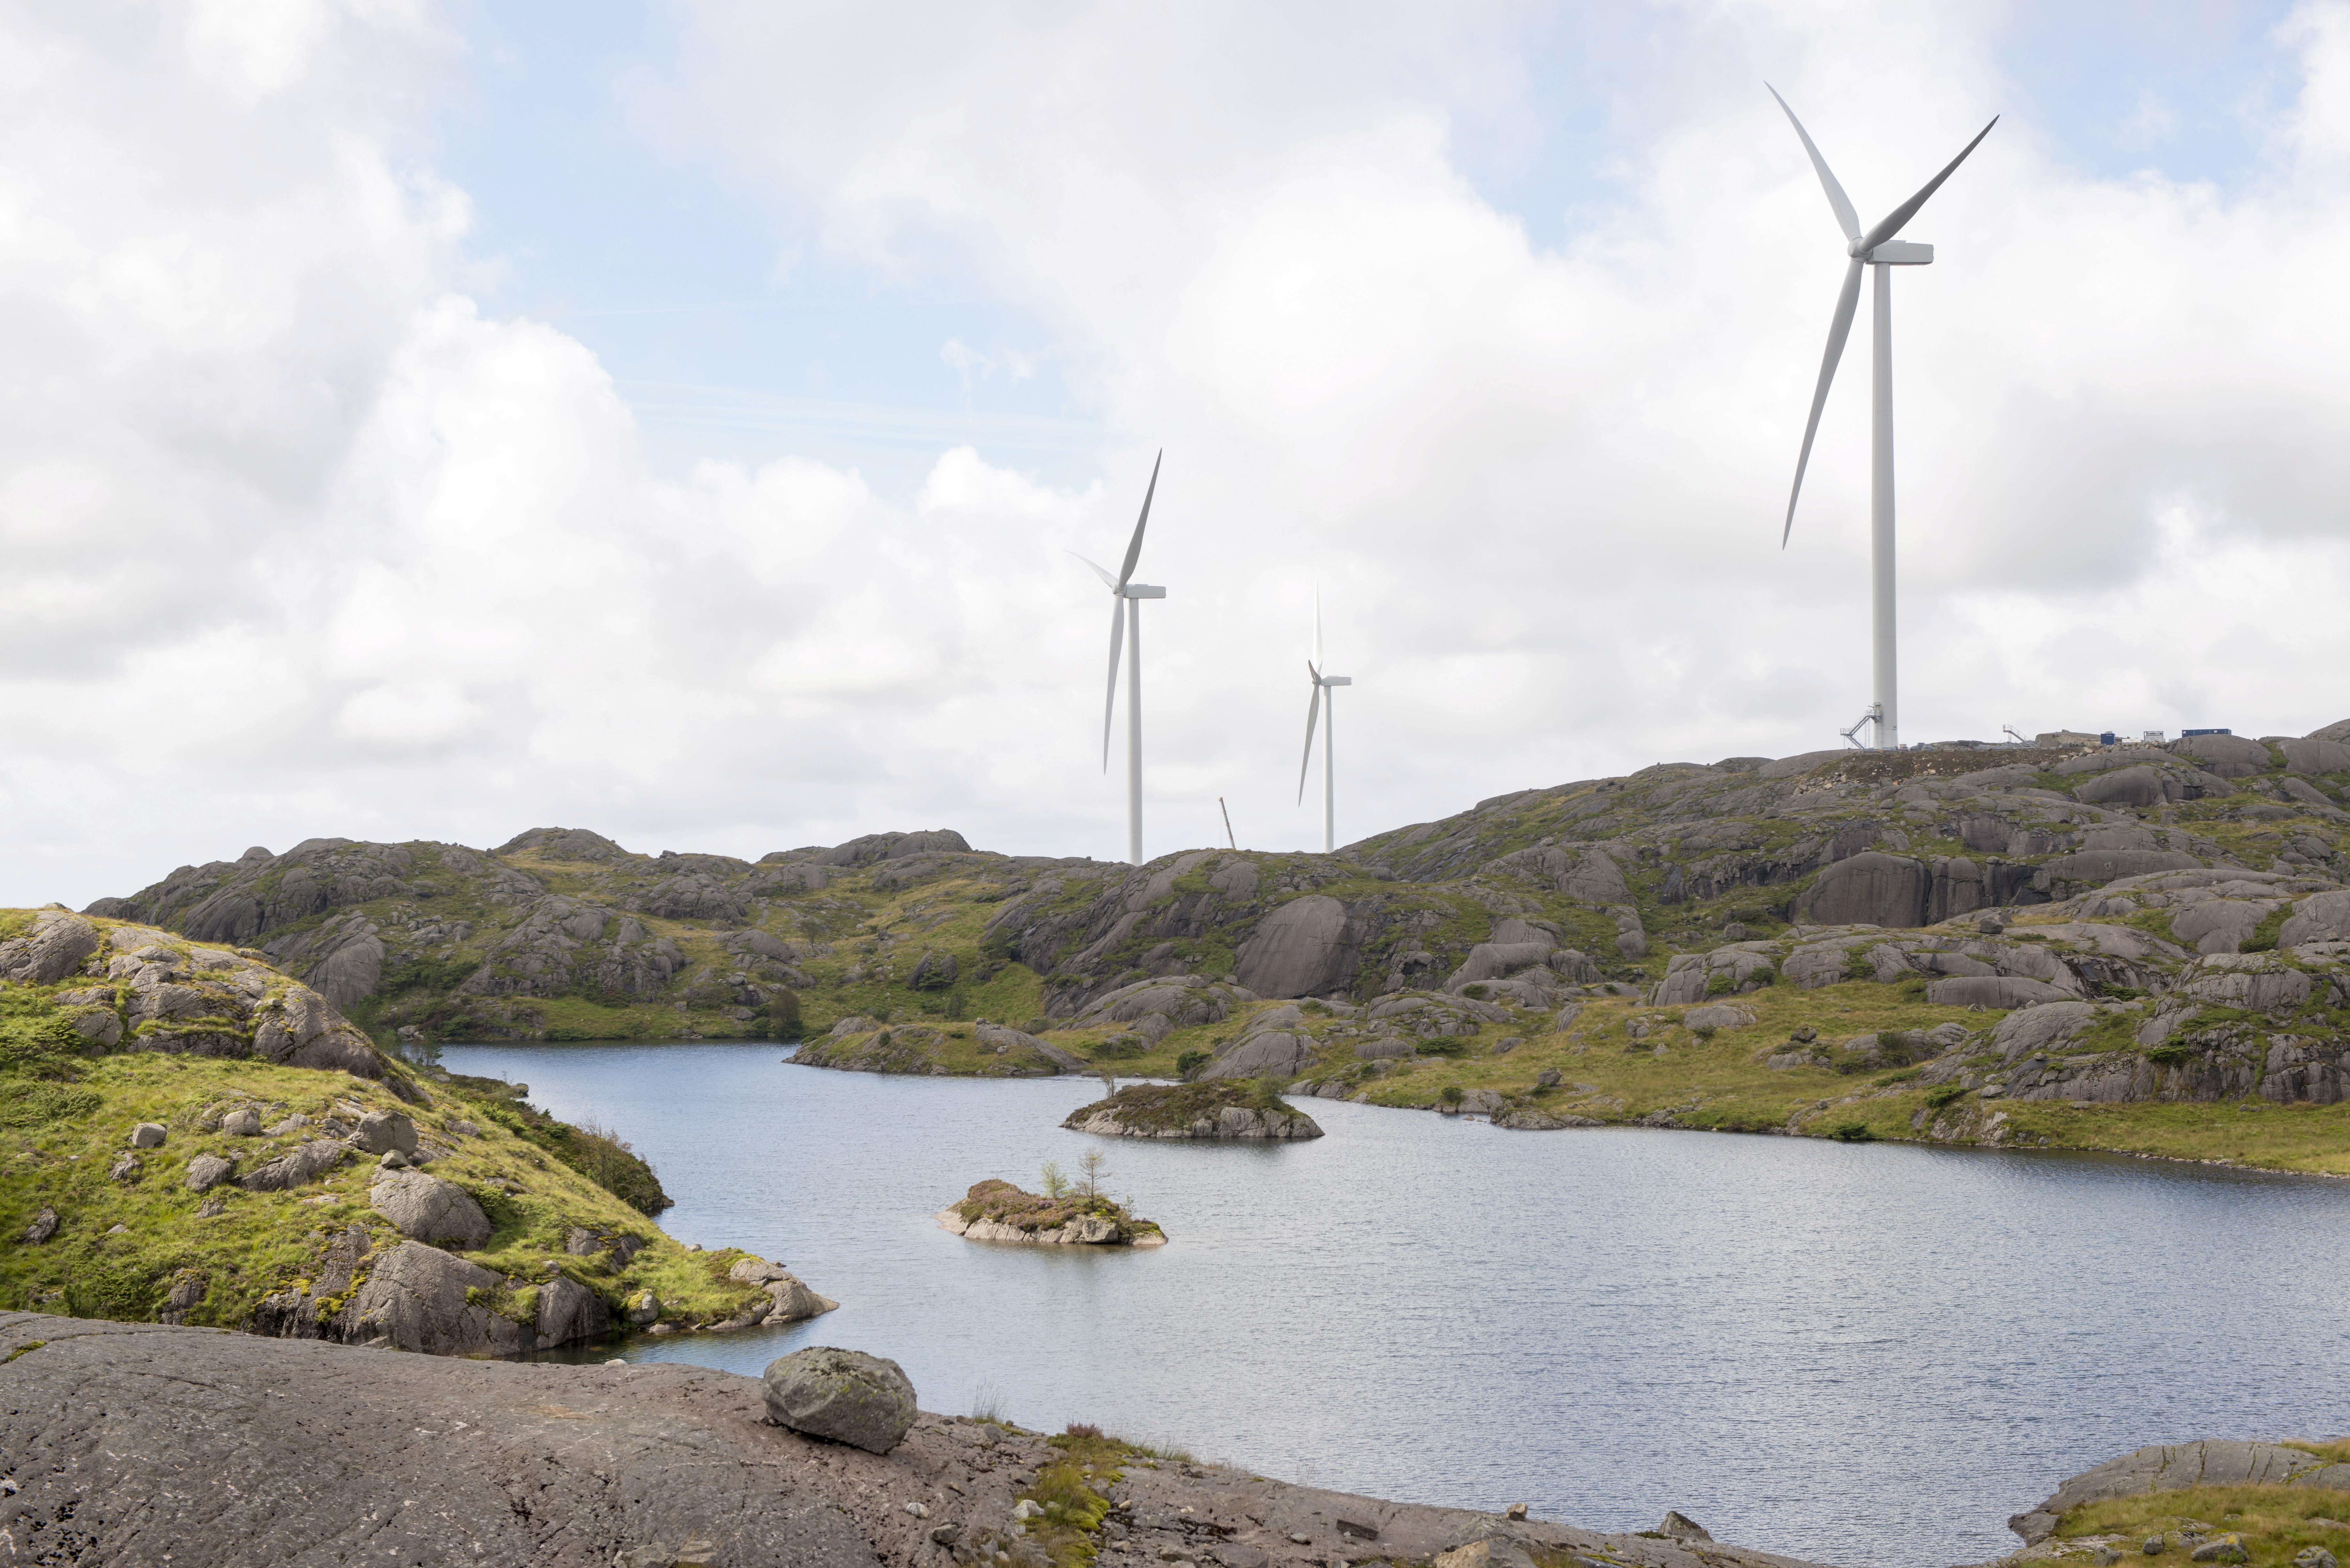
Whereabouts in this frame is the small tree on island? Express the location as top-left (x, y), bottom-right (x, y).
top-left (1078, 1148), bottom-right (1108, 1199)
top-left (1040, 1160), bottom-right (1069, 1201)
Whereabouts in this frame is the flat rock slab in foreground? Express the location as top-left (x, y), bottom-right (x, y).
top-left (0, 1310), bottom-right (1827, 1568)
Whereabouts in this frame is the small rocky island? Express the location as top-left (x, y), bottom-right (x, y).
top-left (937, 1177), bottom-right (1166, 1247)
top-left (1062, 1081), bottom-right (1324, 1141)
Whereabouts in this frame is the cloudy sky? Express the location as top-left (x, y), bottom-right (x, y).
top-left (4, 0), bottom-right (2347, 908)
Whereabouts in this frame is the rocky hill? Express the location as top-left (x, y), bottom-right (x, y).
top-left (72, 724), bottom-right (2350, 1173)
top-left (0, 908), bottom-right (826, 1347)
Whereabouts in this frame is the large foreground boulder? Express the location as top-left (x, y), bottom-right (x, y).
top-left (762, 1347), bottom-right (917, 1454)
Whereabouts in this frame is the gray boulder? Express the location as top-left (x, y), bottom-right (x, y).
top-left (2282, 738), bottom-right (2350, 776)
top-left (369, 1169), bottom-right (494, 1248)
top-left (130, 1122), bottom-right (167, 1148)
top-left (1448, 941), bottom-right (1556, 988)
top-left (2039, 848), bottom-right (2204, 885)
top-left (2073, 766), bottom-right (2174, 808)
top-left (1796, 852), bottom-right (1928, 927)
top-left (1657, 1512), bottom-right (1713, 1542)
top-left (2168, 899), bottom-right (2276, 955)
top-left (1200, 1030), bottom-right (1316, 1081)
top-left (337, 1240), bottom-right (529, 1357)
top-left (2174, 955), bottom-right (2313, 1012)
top-left (1683, 1004), bottom-right (1756, 1031)
top-left (1925, 976), bottom-right (2075, 1010)
top-left (762, 1346), bottom-right (917, 1454)
top-left (2171, 733), bottom-right (2271, 776)
top-left (533, 1275), bottom-right (613, 1350)
top-left (0, 910), bottom-right (102, 985)
top-left (1233, 895), bottom-right (1361, 998)
top-left (221, 1108), bottom-right (262, 1137)
top-left (350, 1110), bottom-right (418, 1157)
top-left (23, 1206), bottom-right (59, 1244)
top-left (184, 1154), bottom-right (235, 1193)
top-left (2281, 890), bottom-right (2350, 947)
top-left (239, 1137), bottom-right (349, 1192)
top-left (2279, 777), bottom-right (2339, 809)
top-left (908, 950), bottom-right (959, 990)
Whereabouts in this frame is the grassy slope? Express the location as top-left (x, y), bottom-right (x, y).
top-left (0, 928), bottom-right (771, 1332)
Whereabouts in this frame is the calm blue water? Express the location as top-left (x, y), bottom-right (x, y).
top-left (442, 1043), bottom-right (2350, 1566)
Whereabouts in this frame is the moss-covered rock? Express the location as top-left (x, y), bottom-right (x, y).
top-left (0, 912), bottom-right (785, 1346)
top-left (1061, 1081), bottom-right (1322, 1141)
top-left (937, 1179), bottom-right (1164, 1247)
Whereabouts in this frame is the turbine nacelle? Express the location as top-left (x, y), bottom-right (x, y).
top-left (1121, 584), bottom-right (1166, 600)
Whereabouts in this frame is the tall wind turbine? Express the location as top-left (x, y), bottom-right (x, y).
top-left (1296, 601), bottom-right (1351, 854)
top-left (1772, 85), bottom-right (1996, 752)
top-left (1073, 451), bottom-right (1166, 864)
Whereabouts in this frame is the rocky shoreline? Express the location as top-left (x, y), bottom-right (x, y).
top-left (0, 1309), bottom-right (1814, 1568)
top-left (10, 1308), bottom-right (2341, 1568)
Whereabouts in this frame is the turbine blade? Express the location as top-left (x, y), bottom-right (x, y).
top-left (1856, 115), bottom-right (1999, 253)
top-left (1115, 449), bottom-right (1162, 591)
top-left (1101, 598), bottom-right (1125, 772)
top-left (1783, 256), bottom-right (1865, 547)
top-left (1766, 84), bottom-right (1861, 244)
top-left (1297, 679), bottom-right (1322, 805)
top-left (1069, 551), bottom-right (1118, 590)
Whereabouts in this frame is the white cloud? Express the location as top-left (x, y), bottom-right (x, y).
top-left (4, 1), bottom-right (2350, 909)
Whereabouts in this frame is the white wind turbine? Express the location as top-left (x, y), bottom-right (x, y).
top-left (1073, 451), bottom-right (1167, 865)
top-left (1772, 85), bottom-right (1997, 752)
top-left (1296, 601), bottom-right (1351, 854)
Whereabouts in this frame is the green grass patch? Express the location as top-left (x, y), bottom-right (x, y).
top-left (2055, 1483), bottom-right (2350, 1567)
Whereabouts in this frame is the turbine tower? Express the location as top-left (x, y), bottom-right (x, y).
top-left (1296, 602), bottom-right (1351, 854)
top-left (1073, 451), bottom-right (1166, 864)
top-left (1772, 85), bottom-right (1996, 751)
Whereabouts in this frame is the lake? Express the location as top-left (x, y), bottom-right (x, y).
top-left (440, 1042), bottom-right (2350, 1566)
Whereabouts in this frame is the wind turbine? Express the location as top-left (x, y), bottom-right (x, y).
top-left (1073, 451), bottom-right (1166, 865)
top-left (1772, 85), bottom-right (1996, 752)
top-left (1296, 601), bottom-right (1351, 854)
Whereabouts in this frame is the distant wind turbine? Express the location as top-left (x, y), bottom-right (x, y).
top-left (1296, 600), bottom-right (1351, 854)
top-left (1771, 84), bottom-right (1996, 752)
top-left (1072, 451), bottom-right (1167, 865)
